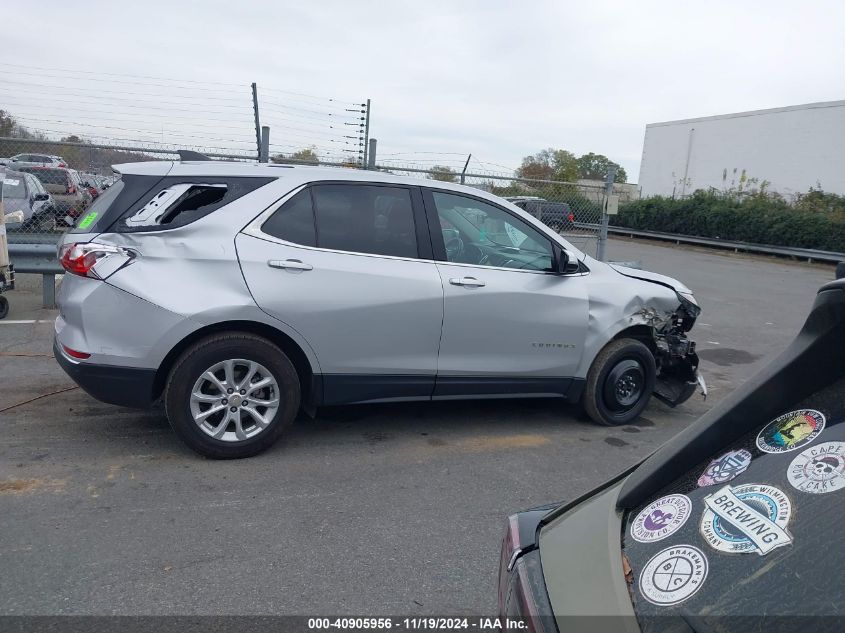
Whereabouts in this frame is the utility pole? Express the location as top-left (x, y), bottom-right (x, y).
top-left (251, 83), bottom-right (261, 161)
top-left (596, 166), bottom-right (617, 262)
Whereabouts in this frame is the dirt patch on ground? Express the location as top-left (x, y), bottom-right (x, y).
top-left (0, 478), bottom-right (66, 495)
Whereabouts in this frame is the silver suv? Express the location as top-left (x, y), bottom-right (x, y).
top-left (55, 159), bottom-right (703, 458)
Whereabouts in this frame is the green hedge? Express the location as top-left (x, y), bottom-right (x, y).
top-left (612, 190), bottom-right (845, 253)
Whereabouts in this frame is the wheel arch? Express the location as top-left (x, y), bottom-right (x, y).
top-left (612, 324), bottom-right (656, 353)
top-left (153, 320), bottom-right (318, 407)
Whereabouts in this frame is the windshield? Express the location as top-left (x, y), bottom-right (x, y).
top-left (2, 174), bottom-right (27, 198)
top-left (622, 376), bottom-right (845, 627)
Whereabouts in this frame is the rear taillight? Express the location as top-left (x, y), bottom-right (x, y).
top-left (498, 514), bottom-right (556, 633)
top-left (506, 553), bottom-right (556, 633)
top-left (568, 213), bottom-right (574, 222)
top-left (59, 242), bottom-right (135, 279)
top-left (498, 514), bottom-right (522, 609)
top-left (61, 344), bottom-right (90, 360)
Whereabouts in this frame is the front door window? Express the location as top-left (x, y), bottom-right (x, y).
top-left (431, 191), bottom-right (554, 271)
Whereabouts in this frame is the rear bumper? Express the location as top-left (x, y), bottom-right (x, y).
top-left (53, 338), bottom-right (156, 408)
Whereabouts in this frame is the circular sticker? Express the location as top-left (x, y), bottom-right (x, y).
top-left (756, 409), bottom-right (825, 454)
top-left (638, 545), bottom-right (708, 606)
top-left (697, 449), bottom-right (753, 487)
top-left (630, 494), bottom-right (692, 543)
top-left (700, 483), bottom-right (792, 555)
top-left (787, 441), bottom-right (845, 495)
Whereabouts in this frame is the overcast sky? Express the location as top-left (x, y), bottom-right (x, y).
top-left (4, 0), bottom-right (845, 180)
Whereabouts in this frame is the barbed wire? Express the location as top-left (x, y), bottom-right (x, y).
top-left (1, 63), bottom-right (366, 161)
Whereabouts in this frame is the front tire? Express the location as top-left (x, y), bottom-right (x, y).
top-left (583, 338), bottom-right (656, 426)
top-left (164, 332), bottom-right (300, 458)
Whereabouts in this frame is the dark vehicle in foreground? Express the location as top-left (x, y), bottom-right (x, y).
top-left (16, 166), bottom-right (90, 226)
top-left (499, 277), bottom-right (845, 631)
top-left (505, 197), bottom-right (575, 233)
top-left (1, 170), bottom-right (57, 231)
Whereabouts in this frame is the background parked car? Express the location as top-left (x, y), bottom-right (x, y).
top-left (79, 173), bottom-right (102, 200)
top-left (506, 196), bottom-right (576, 233)
top-left (1, 170), bottom-right (58, 231)
top-left (10, 153), bottom-right (68, 168)
top-left (16, 166), bottom-right (90, 226)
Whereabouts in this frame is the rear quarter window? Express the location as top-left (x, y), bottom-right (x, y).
top-left (622, 378), bottom-right (845, 629)
top-left (112, 176), bottom-right (274, 233)
top-left (71, 175), bottom-right (275, 234)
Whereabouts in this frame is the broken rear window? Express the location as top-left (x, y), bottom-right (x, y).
top-left (110, 176), bottom-right (274, 233)
top-left (125, 184), bottom-right (228, 228)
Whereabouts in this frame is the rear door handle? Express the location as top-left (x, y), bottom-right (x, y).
top-left (268, 259), bottom-right (313, 271)
top-left (449, 276), bottom-right (485, 287)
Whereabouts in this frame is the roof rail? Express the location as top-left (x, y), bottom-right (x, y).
top-left (178, 150), bottom-right (212, 162)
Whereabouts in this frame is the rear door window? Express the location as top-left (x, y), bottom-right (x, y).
top-left (311, 184), bottom-right (418, 258)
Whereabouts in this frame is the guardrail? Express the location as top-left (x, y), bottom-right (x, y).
top-left (572, 223), bottom-right (845, 264)
top-left (8, 241), bottom-right (62, 309)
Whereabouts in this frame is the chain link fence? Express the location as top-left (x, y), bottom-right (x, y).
top-left (2, 137), bottom-right (633, 260)
top-left (375, 164), bottom-right (631, 258)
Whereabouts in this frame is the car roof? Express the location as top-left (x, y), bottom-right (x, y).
top-left (112, 160), bottom-right (506, 198)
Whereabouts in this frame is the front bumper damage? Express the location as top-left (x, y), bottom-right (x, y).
top-left (651, 300), bottom-right (705, 407)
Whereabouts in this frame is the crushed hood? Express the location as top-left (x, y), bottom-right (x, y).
top-left (609, 263), bottom-right (691, 295)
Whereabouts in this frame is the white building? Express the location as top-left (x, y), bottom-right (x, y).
top-left (638, 100), bottom-right (845, 198)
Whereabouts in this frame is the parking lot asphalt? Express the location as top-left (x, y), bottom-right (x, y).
top-left (0, 238), bottom-right (834, 615)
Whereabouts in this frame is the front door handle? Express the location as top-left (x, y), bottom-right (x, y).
top-left (449, 276), bottom-right (486, 287)
top-left (268, 259), bottom-right (313, 271)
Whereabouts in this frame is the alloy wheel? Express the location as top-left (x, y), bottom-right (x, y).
top-left (189, 358), bottom-right (280, 442)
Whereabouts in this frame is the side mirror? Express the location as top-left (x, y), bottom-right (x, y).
top-left (34, 193), bottom-right (50, 201)
top-left (557, 249), bottom-right (580, 274)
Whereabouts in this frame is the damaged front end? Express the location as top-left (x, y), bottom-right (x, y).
top-left (652, 293), bottom-right (706, 407)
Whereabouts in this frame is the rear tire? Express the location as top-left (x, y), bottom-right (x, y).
top-left (164, 332), bottom-right (300, 459)
top-left (0, 296), bottom-right (8, 320)
top-left (583, 338), bottom-right (656, 426)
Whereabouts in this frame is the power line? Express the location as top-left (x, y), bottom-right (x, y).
top-left (0, 76), bottom-right (249, 103)
top-left (13, 117), bottom-right (256, 145)
top-left (1, 91), bottom-right (255, 116)
top-left (1, 99), bottom-right (254, 124)
top-left (0, 62), bottom-right (247, 89)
